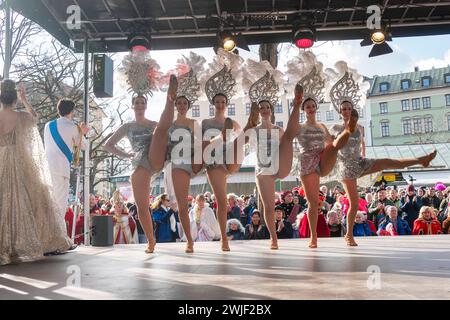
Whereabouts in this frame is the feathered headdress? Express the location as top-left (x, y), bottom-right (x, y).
top-left (119, 49), bottom-right (162, 97)
top-left (174, 52), bottom-right (206, 106)
top-left (242, 58), bottom-right (283, 107)
top-left (111, 190), bottom-right (124, 205)
top-left (286, 51), bottom-right (326, 105)
top-left (204, 48), bottom-right (243, 104)
top-left (327, 61), bottom-right (370, 112)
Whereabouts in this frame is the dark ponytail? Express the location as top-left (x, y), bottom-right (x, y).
top-left (0, 80), bottom-right (18, 106)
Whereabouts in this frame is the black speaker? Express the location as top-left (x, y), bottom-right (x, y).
top-left (93, 54), bottom-right (114, 98)
top-left (91, 215), bottom-right (114, 246)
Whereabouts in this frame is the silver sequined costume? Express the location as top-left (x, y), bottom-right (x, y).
top-left (329, 124), bottom-right (375, 180)
top-left (166, 123), bottom-right (195, 175)
top-left (296, 123), bottom-right (326, 176)
top-left (254, 126), bottom-right (281, 176)
top-left (104, 121), bottom-right (156, 172)
top-left (202, 119), bottom-right (230, 172)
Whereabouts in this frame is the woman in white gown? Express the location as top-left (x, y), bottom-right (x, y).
top-left (185, 195), bottom-right (221, 242)
top-left (0, 80), bottom-right (72, 265)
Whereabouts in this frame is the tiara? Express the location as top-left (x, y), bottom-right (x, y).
top-left (248, 71), bottom-right (279, 106)
top-left (204, 65), bottom-right (236, 104)
top-left (176, 69), bottom-right (200, 106)
top-left (297, 66), bottom-right (326, 105)
top-left (120, 50), bottom-right (161, 97)
top-left (329, 71), bottom-right (362, 112)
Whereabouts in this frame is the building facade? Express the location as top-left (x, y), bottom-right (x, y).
top-left (368, 66), bottom-right (450, 146)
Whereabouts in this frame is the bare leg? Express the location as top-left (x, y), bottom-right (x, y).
top-left (320, 130), bottom-right (351, 177)
top-left (130, 167), bottom-right (155, 253)
top-left (342, 179), bottom-right (358, 246)
top-left (206, 166), bottom-right (230, 251)
top-left (362, 149), bottom-right (437, 176)
top-left (172, 168), bottom-right (194, 253)
top-left (149, 99), bottom-right (174, 171)
top-left (256, 174), bottom-right (279, 249)
top-left (300, 172), bottom-right (320, 248)
top-left (276, 98), bottom-right (301, 179)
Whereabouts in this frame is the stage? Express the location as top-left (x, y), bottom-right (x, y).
top-left (1, 235), bottom-right (450, 300)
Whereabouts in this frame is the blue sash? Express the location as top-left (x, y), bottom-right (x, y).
top-left (49, 120), bottom-right (73, 164)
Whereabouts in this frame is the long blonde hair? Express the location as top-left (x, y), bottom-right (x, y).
top-left (151, 193), bottom-right (168, 210)
top-left (418, 206), bottom-right (432, 220)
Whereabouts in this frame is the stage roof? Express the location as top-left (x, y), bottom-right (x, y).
top-left (8, 0), bottom-right (450, 53)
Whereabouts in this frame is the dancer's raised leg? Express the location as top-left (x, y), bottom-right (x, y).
top-left (130, 167), bottom-right (155, 253)
top-left (149, 75), bottom-right (178, 171)
top-left (172, 168), bottom-right (194, 253)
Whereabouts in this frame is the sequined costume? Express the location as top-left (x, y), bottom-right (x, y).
top-left (166, 123), bottom-right (195, 175)
top-left (329, 124), bottom-right (375, 180)
top-left (104, 121), bottom-right (156, 172)
top-left (296, 123), bottom-right (326, 176)
top-left (202, 119), bottom-right (230, 172)
top-left (0, 112), bottom-right (72, 265)
top-left (254, 126), bottom-right (281, 176)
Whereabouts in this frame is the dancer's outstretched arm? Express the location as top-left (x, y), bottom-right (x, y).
top-left (149, 75), bottom-right (178, 171)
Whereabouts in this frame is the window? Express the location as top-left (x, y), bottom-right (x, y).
top-left (192, 105), bottom-right (200, 117)
top-left (316, 111), bottom-right (321, 121)
top-left (245, 103), bottom-right (251, 115)
top-left (275, 103), bottom-right (283, 113)
top-left (445, 73), bottom-right (450, 84)
top-left (356, 107), bottom-right (364, 118)
top-left (421, 76), bottom-right (431, 87)
top-left (424, 116), bottom-right (433, 133)
top-left (227, 104), bottom-right (235, 116)
top-left (401, 79), bottom-right (411, 90)
top-left (422, 97), bottom-right (431, 109)
top-left (209, 105), bottom-right (215, 117)
top-left (402, 118), bottom-right (412, 135)
top-left (445, 94), bottom-right (450, 107)
top-left (300, 112), bottom-right (305, 122)
top-left (412, 98), bottom-right (420, 110)
top-left (379, 82), bottom-right (389, 93)
top-left (326, 110), bottom-right (334, 121)
top-left (380, 121), bottom-right (390, 137)
top-left (379, 102), bottom-right (388, 114)
top-left (276, 121), bottom-right (284, 128)
top-left (413, 118), bottom-right (422, 134)
top-left (401, 99), bottom-right (410, 111)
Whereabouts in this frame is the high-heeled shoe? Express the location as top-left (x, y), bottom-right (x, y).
top-left (420, 149), bottom-right (437, 168)
top-left (145, 239), bottom-right (156, 254)
top-left (344, 235), bottom-right (358, 247)
top-left (221, 241), bottom-right (230, 252)
top-left (308, 240), bottom-right (318, 249)
top-left (185, 242), bottom-right (194, 253)
top-left (270, 240), bottom-right (279, 250)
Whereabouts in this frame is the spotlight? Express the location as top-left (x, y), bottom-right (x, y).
top-left (360, 27), bottom-right (393, 57)
top-left (292, 18), bottom-right (316, 49)
top-left (215, 31), bottom-right (249, 53)
top-left (127, 34), bottom-right (151, 51)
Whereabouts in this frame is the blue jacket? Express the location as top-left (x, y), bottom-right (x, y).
top-left (152, 207), bottom-right (176, 242)
top-left (353, 222), bottom-right (373, 237)
top-left (378, 216), bottom-right (411, 235)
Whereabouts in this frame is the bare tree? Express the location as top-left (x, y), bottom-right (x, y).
top-left (0, 8), bottom-right (42, 77)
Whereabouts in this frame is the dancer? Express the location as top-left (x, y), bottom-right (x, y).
top-left (245, 69), bottom-right (288, 249)
top-left (43, 98), bottom-right (89, 224)
top-left (283, 56), bottom-right (356, 248)
top-left (0, 80), bottom-right (72, 265)
top-left (149, 53), bottom-right (205, 253)
top-left (328, 70), bottom-right (437, 246)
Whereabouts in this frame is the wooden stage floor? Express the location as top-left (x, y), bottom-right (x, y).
top-left (1, 235), bottom-right (450, 300)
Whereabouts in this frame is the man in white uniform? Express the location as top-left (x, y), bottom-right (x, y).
top-left (44, 99), bottom-right (89, 222)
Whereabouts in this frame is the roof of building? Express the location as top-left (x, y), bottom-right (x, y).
top-left (369, 66), bottom-right (450, 96)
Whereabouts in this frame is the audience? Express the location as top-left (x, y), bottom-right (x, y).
top-left (226, 219), bottom-right (245, 240)
top-left (378, 206), bottom-right (411, 236)
top-left (412, 206), bottom-right (442, 235)
top-left (244, 210), bottom-right (270, 240)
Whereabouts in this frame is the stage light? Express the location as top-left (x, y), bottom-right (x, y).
top-left (223, 36), bottom-right (236, 51)
top-left (127, 35), bottom-right (151, 51)
top-left (369, 41), bottom-right (393, 57)
top-left (215, 31), bottom-right (249, 53)
top-left (371, 30), bottom-right (386, 44)
top-left (293, 27), bottom-right (315, 49)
